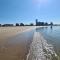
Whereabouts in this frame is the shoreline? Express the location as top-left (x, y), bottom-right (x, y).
top-left (26, 32), bottom-right (58, 60)
top-left (0, 26), bottom-right (57, 60)
top-left (0, 26), bottom-right (35, 60)
top-left (0, 26), bottom-right (47, 41)
top-left (0, 26), bottom-right (36, 43)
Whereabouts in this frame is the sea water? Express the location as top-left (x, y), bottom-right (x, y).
top-left (36, 26), bottom-right (60, 55)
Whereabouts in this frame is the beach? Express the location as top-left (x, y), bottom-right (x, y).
top-left (0, 26), bottom-right (58, 60)
top-left (0, 26), bottom-right (36, 60)
top-left (0, 26), bottom-right (35, 40)
top-left (26, 32), bottom-right (58, 60)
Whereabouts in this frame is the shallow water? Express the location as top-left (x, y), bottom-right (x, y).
top-left (36, 26), bottom-right (60, 54)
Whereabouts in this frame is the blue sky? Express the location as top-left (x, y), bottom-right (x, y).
top-left (0, 0), bottom-right (60, 24)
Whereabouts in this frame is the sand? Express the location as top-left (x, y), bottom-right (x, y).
top-left (0, 26), bottom-right (35, 40)
top-left (0, 26), bottom-right (36, 60)
top-left (0, 26), bottom-right (48, 60)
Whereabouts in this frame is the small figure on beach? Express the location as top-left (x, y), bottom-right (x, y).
top-left (51, 25), bottom-right (52, 29)
top-left (50, 22), bottom-right (53, 29)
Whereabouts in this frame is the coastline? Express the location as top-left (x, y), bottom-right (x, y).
top-left (0, 26), bottom-right (58, 60)
top-left (0, 26), bottom-right (36, 60)
top-left (0, 26), bottom-right (36, 43)
top-left (0, 26), bottom-right (47, 41)
top-left (26, 32), bottom-right (58, 60)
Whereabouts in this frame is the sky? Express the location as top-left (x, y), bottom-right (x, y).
top-left (0, 0), bottom-right (60, 24)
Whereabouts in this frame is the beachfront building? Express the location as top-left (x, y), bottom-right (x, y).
top-left (36, 19), bottom-right (48, 26)
top-left (36, 19), bottom-right (44, 26)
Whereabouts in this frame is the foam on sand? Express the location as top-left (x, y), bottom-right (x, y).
top-left (26, 32), bottom-right (57, 60)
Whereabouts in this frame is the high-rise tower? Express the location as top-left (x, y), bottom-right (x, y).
top-left (36, 19), bottom-right (38, 26)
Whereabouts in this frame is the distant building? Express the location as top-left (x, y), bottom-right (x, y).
top-left (36, 19), bottom-right (49, 26)
top-left (0, 24), bottom-right (1, 27)
top-left (50, 22), bottom-right (53, 26)
top-left (36, 19), bottom-right (45, 26)
top-left (30, 23), bottom-right (34, 26)
top-left (20, 23), bottom-right (24, 26)
top-left (2, 24), bottom-right (14, 27)
top-left (36, 19), bottom-right (38, 26)
top-left (16, 23), bottom-right (19, 26)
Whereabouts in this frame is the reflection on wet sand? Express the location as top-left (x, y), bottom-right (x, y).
top-left (0, 30), bottom-right (34, 60)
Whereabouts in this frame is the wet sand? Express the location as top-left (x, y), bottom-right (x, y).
top-left (0, 26), bottom-right (47, 60)
top-left (0, 26), bottom-right (35, 60)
